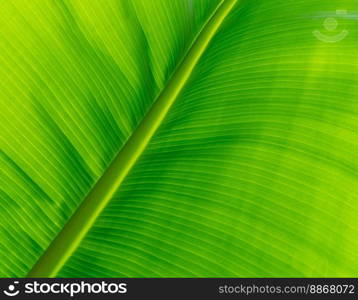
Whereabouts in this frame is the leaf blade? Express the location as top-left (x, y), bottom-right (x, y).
top-left (59, 0), bottom-right (358, 277)
top-left (27, 0), bottom-right (238, 278)
top-left (0, 0), bottom-right (222, 277)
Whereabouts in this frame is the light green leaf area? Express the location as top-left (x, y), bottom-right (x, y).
top-left (1, 0), bottom-right (358, 278)
top-left (0, 0), bottom-right (221, 276)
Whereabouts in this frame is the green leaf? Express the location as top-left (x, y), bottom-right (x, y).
top-left (1, 0), bottom-right (357, 278)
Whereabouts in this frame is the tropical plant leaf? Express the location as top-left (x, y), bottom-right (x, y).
top-left (1, 0), bottom-right (357, 278)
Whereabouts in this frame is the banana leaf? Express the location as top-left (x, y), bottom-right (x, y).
top-left (0, 0), bottom-right (357, 278)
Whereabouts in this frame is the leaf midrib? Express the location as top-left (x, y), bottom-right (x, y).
top-left (27, 0), bottom-right (238, 278)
